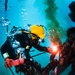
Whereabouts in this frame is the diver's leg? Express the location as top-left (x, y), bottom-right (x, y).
top-left (25, 59), bottom-right (42, 75)
top-left (15, 59), bottom-right (42, 75)
top-left (29, 59), bottom-right (42, 72)
top-left (15, 64), bottom-right (27, 74)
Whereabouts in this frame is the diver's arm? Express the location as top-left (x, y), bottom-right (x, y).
top-left (1, 44), bottom-right (24, 68)
top-left (1, 42), bottom-right (12, 68)
top-left (33, 42), bottom-right (53, 54)
top-left (33, 44), bottom-right (48, 51)
top-left (1, 41), bottom-right (10, 59)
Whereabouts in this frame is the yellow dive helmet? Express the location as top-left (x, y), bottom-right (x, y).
top-left (30, 24), bottom-right (45, 39)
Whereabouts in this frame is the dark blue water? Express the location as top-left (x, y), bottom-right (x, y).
top-left (0, 0), bottom-right (75, 75)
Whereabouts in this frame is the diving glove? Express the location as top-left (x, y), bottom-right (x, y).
top-left (5, 58), bottom-right (24, 68)
top-left (5, 58), bottom-right (13, 68)
top-left (47, 47), bottom-right (53, 53)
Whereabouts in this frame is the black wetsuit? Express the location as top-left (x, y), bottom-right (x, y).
top-left (1, 30), bottom-right (47, 59)
top-left (1, 29), bottom-right (48, 74)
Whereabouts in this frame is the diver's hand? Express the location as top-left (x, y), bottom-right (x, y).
top-left (12, 58), bottom-right (24, 66)
top-left (47, 47), bottom-right (53, 53)
top-left (5, 58), bottom-right (13, 68)
top-left (5, 58), bottom-right (24, 68)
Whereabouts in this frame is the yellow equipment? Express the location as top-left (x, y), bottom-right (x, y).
top-left (30, 24), bottom-right (45, 39)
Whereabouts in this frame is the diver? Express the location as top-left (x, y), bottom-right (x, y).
top-left (56, 27), bottom-right (75, 75)
top-left (1, 24), bottom-right (53, 75)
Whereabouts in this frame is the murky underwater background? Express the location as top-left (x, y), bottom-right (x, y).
top-left (0, 0), bottom-right (75, 75)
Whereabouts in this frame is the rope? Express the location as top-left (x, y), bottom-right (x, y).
top-left (31, 51), bottom-right (47, 58)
